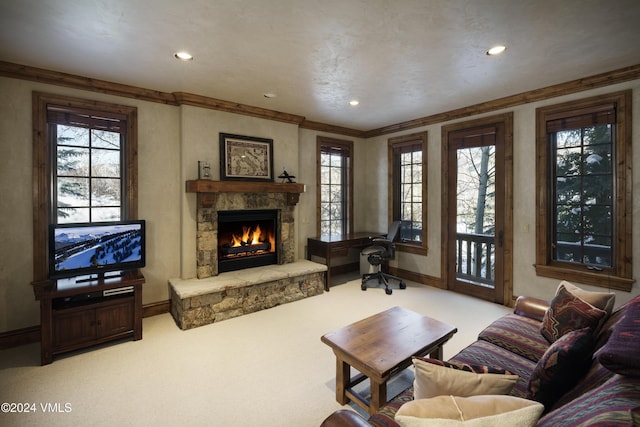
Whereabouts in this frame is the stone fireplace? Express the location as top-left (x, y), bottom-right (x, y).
top-left (168, 180), bottom-right (326, 330)
top-left (194, 187), bottom-right (299, 279)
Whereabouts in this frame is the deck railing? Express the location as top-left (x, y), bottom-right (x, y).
top-left (456, 232), bottom-right (494, 287)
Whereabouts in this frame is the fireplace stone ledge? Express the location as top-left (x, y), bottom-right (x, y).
top-left (169, 260), bottom-right (327, 330)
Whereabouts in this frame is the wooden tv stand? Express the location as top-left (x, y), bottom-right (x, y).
top-left (32, 270), bottom-right (144, 365)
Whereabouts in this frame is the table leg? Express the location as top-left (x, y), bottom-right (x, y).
top-left (429, 345), bottom-right (444, 360)
top-left (369, 379), bottom-right (387, 415)
top-left (335, 357), bottom-right (350, 405)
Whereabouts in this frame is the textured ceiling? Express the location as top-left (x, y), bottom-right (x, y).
top-left (1, 0), bottom-right (639, 131)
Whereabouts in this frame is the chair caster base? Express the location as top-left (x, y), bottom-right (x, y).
top-left (362, 272), bottom-right (405, 295)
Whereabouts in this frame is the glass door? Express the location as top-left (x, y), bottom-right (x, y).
top-left (455, 145), bottom-right (496, 288)
top-left (444, 118), bottom-right (511, 304)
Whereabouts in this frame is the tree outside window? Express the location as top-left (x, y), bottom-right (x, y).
top-left (535, 91), bottom-right (632, 291)
top-left (55, 124), bottom-right (124, 223)
top-left (316, 137), bottom-right (353, 237)
top-left (552, 125), bottom-right (613, 267)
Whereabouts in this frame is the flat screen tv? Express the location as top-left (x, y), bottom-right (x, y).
top-left (49, 220), bottom-right (146, 280)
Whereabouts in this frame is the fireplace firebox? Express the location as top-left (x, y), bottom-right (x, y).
top-left (217, 209), bottom-right (279, 273)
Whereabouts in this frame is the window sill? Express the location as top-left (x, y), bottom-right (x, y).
top-left (396, 242), bottom-right (428, 256)
top-left (534, 264), bottom-right (634, 292)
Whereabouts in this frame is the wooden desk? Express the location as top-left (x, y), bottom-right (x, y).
top-left (307, 232), bottom-right (381, 290)
top-left (321, 306), bottom-right (457, 415)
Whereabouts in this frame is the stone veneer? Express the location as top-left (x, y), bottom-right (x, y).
top-left (196, 192), bottom-right (296, 279)
top-left (169, 260), bottom-right (326, 330)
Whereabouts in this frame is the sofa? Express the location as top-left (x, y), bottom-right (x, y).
top-left (321, 282), bottom-right (640, 426)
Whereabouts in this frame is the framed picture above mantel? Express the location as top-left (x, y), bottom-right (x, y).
top-left (219, 133), bottom-right (274, 182)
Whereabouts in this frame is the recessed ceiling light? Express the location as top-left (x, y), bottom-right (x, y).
top-left (349, 100), bottom-right (359, 106)
top-left (486, 45), bottom-right (506, 56)
top-left (174, 51), bottom-right (194, 61)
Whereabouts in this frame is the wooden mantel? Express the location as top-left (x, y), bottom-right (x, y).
top-left (186, 180), bottom-right (305, 206)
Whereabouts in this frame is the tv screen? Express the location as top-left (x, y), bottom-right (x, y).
top-left (49, 220), bottom-right (146, 280)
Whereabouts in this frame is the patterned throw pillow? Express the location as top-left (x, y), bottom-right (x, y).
top-left (595, 296), bottom-right (640, 377)
top-left (557, 281), bottom-right (615, 314)
top-left (526, 327), bottom-right (595, 410)
top-left (541, 285), bottom-right (607, 343)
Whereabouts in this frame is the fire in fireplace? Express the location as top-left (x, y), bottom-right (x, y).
top-left (222, 225), bottom-right (272, 256)
top-left (218, 209), bottom-right (279, 273)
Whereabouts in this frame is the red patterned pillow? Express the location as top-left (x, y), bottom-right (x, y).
top-left (526, 327), bottom-right (595, 410)
top-left (541, 285), bottom-right (607, 343)
top-left (413, 357), bottom-right (516, 375)
top-left (595, 297), bottom-right (640, 377)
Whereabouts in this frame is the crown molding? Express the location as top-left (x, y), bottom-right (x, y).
top-left (173, 91), bottom-right (306, 125)
top-left (0, 60), bottom-right (178, 105)
top-left (1, 60), bottom-right (638, 139)
top-left (364, 64), bottom-right (640, 138)
top-left (298, 119), bottom-right (366, 138)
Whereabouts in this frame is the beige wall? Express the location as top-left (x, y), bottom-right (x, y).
top-left (0, 77), bottom-right (182, 332)
top-left (1, 73), bottom-right (639, 334)
top-left (178, 105), bottom-right (303, 278)
top-left (359, 80), bottom-right (640, 307)
top-left (0, 78), bottom-right (34, 332)
top-left (0, 76), bottom-right (339, 333)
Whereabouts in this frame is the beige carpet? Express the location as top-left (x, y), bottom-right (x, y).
top-left (0, 275), bottom-right (510, 427)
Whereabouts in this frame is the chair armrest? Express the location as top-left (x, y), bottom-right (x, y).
top-left (320, 410), bottom-right (372, 427)
top-left (513, 296), bottom-right (550, 322)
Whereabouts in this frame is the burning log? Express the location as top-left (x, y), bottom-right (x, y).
top-left (221, 241), bottom-right (271, 256)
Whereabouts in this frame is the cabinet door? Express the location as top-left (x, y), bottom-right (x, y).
top-left (96, 300), bottom-right (134, 339)
top-left (53, 310), bottom-right (96, 348)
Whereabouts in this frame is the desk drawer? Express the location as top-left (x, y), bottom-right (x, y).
top-left (329, 243), bottom-right (350, 257)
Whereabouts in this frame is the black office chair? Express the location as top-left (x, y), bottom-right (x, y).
top-left (361, 221), bottom-right (406, 295)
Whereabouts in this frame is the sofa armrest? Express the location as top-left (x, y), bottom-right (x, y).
top-left (320, 410), bottom-right (372, 427)
top-left (514, 296), bottom-right (549, 322)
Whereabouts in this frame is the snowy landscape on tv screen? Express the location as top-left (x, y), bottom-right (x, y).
top-left (53, 224), bottom-right (143, 272)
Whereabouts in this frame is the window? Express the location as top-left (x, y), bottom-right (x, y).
top-left (33, 92), bottom-right (138, 280)
top-left (388, 132), bottom-right (427, 254)
top-left (535, 91), bottom-right (632, 291)
top-left (49, 106), bottom-right (127, 223)
top-left (316, 137), bottom-right (353, 236)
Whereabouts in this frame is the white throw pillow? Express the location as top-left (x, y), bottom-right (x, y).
top-left (412, 357), bottom-right (518, 400)
top-left (395, 395), bottom-right (544, 427)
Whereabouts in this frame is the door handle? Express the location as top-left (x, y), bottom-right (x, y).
top-left (498, 230), bottom-right (503, 248)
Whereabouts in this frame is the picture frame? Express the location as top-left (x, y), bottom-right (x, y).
top-left (219, 133), bottom-right (274, 182)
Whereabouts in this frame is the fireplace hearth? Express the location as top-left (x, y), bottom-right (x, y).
top-left (174, 180), bottom-right (323, 328)
top-left (218, 209), bottom-right (278, 273)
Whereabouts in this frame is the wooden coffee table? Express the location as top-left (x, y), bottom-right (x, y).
top-left (321, 306), bottom-right (457, 415)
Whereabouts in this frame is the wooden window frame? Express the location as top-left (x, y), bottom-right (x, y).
top-left (388, 132), bottom-right (428, 255)
top-left (316, 136), bottom-right (354, 236)
top-left (33, 92), bottom-right (138, 281)
top-left (535, 91), bottom-right (633, 291)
